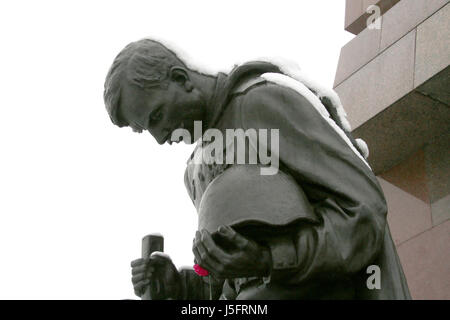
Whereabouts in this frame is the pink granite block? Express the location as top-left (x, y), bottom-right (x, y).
top-left (345, 0), bottom-right (364, 31)
top-left (414, 3), bottom-right (450, 87)
top-left (379, 177), bottom-right (432, 245)
top-left (380, 149), bottom-right (429, 203)
top-left (380, 0), bottom-right (449, 51)
top-left (335, 30), bottom-right (415, 129)
top-left (397, 220), bottom-right (450, 299)
top-left (334, 27), bottom-right (381, 87)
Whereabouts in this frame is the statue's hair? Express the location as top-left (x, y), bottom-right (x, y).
top-left (103, 39), bottom-right (187, 127)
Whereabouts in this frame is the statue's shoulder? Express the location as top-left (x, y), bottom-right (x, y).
top-left (235, 74), bottom-right (321, 130)
top-left (232, 74), bottom-right (304, 104)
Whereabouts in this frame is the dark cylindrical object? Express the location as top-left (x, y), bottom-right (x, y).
top-left (141, 234), bottom-right (164, 300)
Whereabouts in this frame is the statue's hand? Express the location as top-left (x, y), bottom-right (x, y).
top-left (131, 253), bottom-right (181, 299)
top-left (192, 226), bottom-right (271, 279)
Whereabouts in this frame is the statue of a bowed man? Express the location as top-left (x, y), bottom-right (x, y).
top-left (103, 39), bottom-right (411, 300)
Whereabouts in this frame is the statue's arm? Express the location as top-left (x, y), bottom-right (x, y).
top-left (240, 83), bottom-right (388, 284)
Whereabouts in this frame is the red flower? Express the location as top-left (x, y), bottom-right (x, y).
top-left (194, 264), bottom-right (209, 276)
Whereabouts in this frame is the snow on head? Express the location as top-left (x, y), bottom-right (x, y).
top-left (141, 36), bottom-right (226, 76)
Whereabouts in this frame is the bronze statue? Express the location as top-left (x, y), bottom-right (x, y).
top-left (103, 39), bottom-right (411, 299)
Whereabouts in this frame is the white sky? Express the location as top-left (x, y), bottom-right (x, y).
top-left (0, 0), bottom-right (354, 299)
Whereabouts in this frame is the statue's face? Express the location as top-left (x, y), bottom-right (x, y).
top-left (119, 79), bottom-right (204, 144)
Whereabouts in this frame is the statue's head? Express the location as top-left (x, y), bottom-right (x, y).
top-left (103, 39), bottom-right (208, 144)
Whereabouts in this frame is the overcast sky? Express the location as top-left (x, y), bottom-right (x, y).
top-left (0, 0), bottom-right (353, 299)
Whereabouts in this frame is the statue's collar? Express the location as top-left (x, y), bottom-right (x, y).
top-left (206, 72), bottom-right (228, 130)
top-left (207, 61), bottom-right (283, 130)
top-left (187, 61), bottom-right (284, 161)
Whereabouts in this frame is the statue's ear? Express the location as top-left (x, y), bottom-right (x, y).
top-left (169, 66), bottom-right (193, 92)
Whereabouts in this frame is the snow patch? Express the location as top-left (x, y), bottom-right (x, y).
top-left (146, 232), bottom-right (163, 237)
top-left (150, 251), bottom-right (171, 259)
top-left (355, 138), bottom-right (369, 159)
top-left (257, 57), bottom-right (352, 132)
top-left (179, 265), bottom-right (195, 271)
